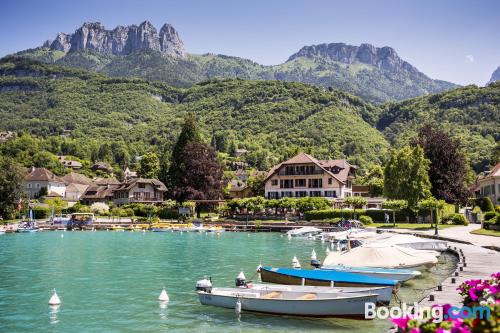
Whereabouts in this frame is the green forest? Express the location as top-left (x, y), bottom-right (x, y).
top-left (0, 56), bottom-right (498, 178)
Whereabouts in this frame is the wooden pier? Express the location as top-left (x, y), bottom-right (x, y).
top-left (419, 242), bottom-right (500, 307)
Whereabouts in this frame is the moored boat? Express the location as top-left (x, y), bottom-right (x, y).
top-left (260, 266), bottom-right (399, 289)
top-left (320, 265), bottom-right (421, 282)
top-left (196, 284), bottom-right (378, 317)
top-left (286, 226), bottom-right (322, 237)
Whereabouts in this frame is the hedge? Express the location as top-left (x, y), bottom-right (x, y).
top-left (304, 209), bottom-right (407, 222)
top-left (32, 206), bottom-right (51, 219)
top-left (484, 211), bottom-right (498, 221)
top-left (476, 197), bottom-right (495, 212)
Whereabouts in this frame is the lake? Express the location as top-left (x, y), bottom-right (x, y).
top-left (0, 231), bottom-right (457, 332)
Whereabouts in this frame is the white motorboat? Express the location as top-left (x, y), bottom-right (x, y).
top-left (245, 283), bottom-right (393, 305)
top-left (286, 226), bottom-right (322, 237)
top-left (196, 282), bottom-right (377, 317)
top-left (369, 234), bottom-right (448, 252)
top-left (320, 265), bottom-right (421, 282)
top-left (323, 244), bottom-right (438, 269)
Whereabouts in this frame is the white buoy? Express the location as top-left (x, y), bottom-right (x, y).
top-left (280, 234), bottom-right (283, 238)
top-left (311, 249), bottom-right (317, 260)
top-left (48, 289), bottom-right (61, 305)
top-left (60, 234), bottom-right (64, 238)
top-left (237, 271), bottom-right (246, 280)
top-left (287, 234), bottom-right (292, 240)
top-left (326, 247), bottom-right (330, 255)
top-left (256, 264), bottom-right (262, 272)
top-left (158, 287), bottom-right (169, 302)
top-left (235, 298), bottom-right (242, 314)
top-left (292, 256), bottom-right (301, 269)
top-left (321, 237), bottom-right (325, 243)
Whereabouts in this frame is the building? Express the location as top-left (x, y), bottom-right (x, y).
top-left (62, 172), bottom-right (94, 202)
top-left (80, 178), bottom-right (121, 205)
top-left (264, 153), bottom-right (356, 200)
top-left (227, 179), bottom-right (251, 199)
top-left (57, 156), bottom-right (83, 170)
top-left (476, 162), bottom-right (500, 206)
top-left (113, 178), bottom-right (167, 206)
top-left (25, 167), bottom-right (66, 199)
top-left (123, 167), bottom-right (138, 180)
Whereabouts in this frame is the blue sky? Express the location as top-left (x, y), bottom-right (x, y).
top-left (1, 0), bottom-right (499, 85)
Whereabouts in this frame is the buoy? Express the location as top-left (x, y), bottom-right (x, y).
top-left (326, 247), bottom-right (330, 255)
top-left (321, 237), bottom-right (325, 243)
top-left (287, 234), bottom-right (292, 240)
top-left (311, 249), bottom-right (317, 260)
top-left (292, 256), bottom-right (301, 269)
top-left (48, 289), bottom-right (61, 305)
top-left (235, 271), bottom-right (246, 286)
top-left (256, 264), bottom-right (262, 272)
top-left (235, 298), bottom-right (242, 314)
top-left (60, 234), bottom-right (64, 238)
top-left (158, 287), bottom-right (169, 302)
top-left (280, 234), bottom-right (283, 238)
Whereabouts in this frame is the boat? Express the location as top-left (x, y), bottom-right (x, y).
top-left (151, 223), bottom-right (172, 232)
top-left (16, 221), bottom-right (38, 232)
top-left (260, 266), bottom-right (399, 289)
top-left (206, 225), bottom-right (225, 233)
top-left (110, 225), bottom-right (125, 231)
top-left (368, 234), bottom-right (448, 252)
top-left (244, 283), bottom-right (393, 305)
top-left (320, 265), bottom-right (421, 282)
top-left (196, 281), bottom-right (378, 318)
top-left (286, 226), bottom-right (322, 237)
top-left (67, 213), bottom-right (95, 230)
top-left (323, 244), bottom-right (438, 269)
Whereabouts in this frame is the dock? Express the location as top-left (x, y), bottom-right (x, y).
top-left (418, 242), bottom-right (500, 307)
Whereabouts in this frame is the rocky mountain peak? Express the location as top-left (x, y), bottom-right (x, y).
top-left (488, 66), bottom-right (500, 84)
top-left (45, 21), bottom-right (186, 57)
top-left (287, 42), bottom-right (417, 74)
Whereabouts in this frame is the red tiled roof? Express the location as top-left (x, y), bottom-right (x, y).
top-left (25, 167), bottom-right (64, 183)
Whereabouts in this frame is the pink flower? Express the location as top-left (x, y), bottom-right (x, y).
top-left (409, 329), bottom-right (421, 333)
top-left (466, 279), bottom-right (482, 287)
top-left (488, 285), bottom-right (499, 295)
top-left (469, 288), bottom-right (478, 301)
top-left (491, 272), bottom-right (500, 279)
top-left (391, 317), bottom-right (409, 329)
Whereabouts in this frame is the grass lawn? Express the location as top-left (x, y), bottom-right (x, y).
top-left (470, 228), bottom-right (500, 237)
top-left (371, 223), bottom-right (460, 230)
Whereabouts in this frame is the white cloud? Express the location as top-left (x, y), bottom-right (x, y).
top-left (464, 55), bottom-right (474, 63)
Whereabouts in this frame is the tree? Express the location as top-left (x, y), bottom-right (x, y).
top-left (170, 141), bottom-right (223, 217)
top-left (384, 146), bottom-right (432, 211)
top-left (418, 197), bottom-right (446, 235)
top-left (412, 124), bottom-right (469, 205)
top-left (45, 197), bottom-right (68, 214)
top-left (97, 143), bottom-right (113, 163)
top-left (247, 173), bottom-right (267, 197)
top-left (382, 199), bottom-right (408, 227)
top-left (344, 196), bottom-right (367, 219)
top-left (296, 197), bottom-right (331, 213)
top-left (166, 114), bottom-right (202, 196)
top-left (138, 152), bottom-right (160, 179)
top-left (357, 164), bottom-right (384, 197)
top-left (0, 157), bottom-right (25, 219)
top-left (32, 151), bottom-right (65, 175)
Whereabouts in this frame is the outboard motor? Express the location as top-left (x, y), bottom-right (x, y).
top-left (235, 271), bottom-right (247, 287)
top-left (196, 278), bottom-right (213, 293)
top-left (310, 259), bottom-right (322, 268)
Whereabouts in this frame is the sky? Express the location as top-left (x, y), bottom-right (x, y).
top-left (1, 0), bottom-right (499, 85)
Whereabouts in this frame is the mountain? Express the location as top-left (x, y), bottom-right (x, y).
top-left (489, 66), bottom-right (500, 84)
top-left (44, 21), bottom-right (185, 57)
top-left (0, 57), bottom-right (389, 170)
top-left (13, 21), bottom-right (458, 104)
top-left (377, 82), bottom-right (500, 172)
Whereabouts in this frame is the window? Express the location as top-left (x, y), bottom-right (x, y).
top-left (138, 183), bottom-right (146, 189)
top-left (36, 183), bottom-right (40, 188)
top-left (28, 183), bottom-right (32, 188)
top-left (280, 179), bottom-right (294, 189)
top-left (134, 192), bottom-right (141, 200)
top-left (295, 191), bottom-right (307, 197)
top-left (325, 190), bottom-right (337, 198)
top-left (271, 179), bottom-right (278, 186)
top-left (308, 179), bottom-right (322, 188)
top-left (328, 178), bottom-right (332, 185)
top-left (294, 179), bottom-right (306, 187)
top-left (281, 191), bottom-right (293, 198)
top-left (309, 191), bottom-right (322, 197)
top-left (267, 192), bottom-right (279, 199)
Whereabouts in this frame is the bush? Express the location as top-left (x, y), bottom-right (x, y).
top-left (32, 206), bottom-right (50, 219)
top-left (495, 206), bottom-right (500, 213)
top-left (359, 215), bottom-right (373, 225)
top-left (450, 213), bottom-right (468, 225)
top-left (158, 207), bottom-right (179, 219)
top-left (484, 211), bottom-right (497, 221)
top-left (304, 209), bottom-right (406, 222)
top-left (476, 197), bottom-right (495, 212)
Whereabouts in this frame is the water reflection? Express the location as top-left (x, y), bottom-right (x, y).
top-left (49, 305), bottom-right (60, 324)
top-left (158, 301), bottom-right (168, 320)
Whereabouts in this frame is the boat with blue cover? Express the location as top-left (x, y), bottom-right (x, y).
top-left (260, 266), bottom-right (399, 290)
top-left (320, 265), bottom-right (421, 282)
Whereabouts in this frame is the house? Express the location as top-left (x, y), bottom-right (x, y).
top-left (80, 178), bottom-right (121, 205)
top-left (264, 153), bottom-right (356, 200)
top-left (113, 178), bottom-right (167, 206)
top-left (92, 162), bottom-right (113, 173)
top-left (25, 167), bottom-right (66, 199)
top-left (227, 179), bottom-right (251, 199)
top-left (62, 172), bottom-right (94, 202)
top-left (123, 167), bottom-right (138, 181)
top-left (235, 169), bottom-right (267, 182)
top-left (476, 162), bottom-right (500, 206)
top-left (57, 156), bottom-right (82, 170)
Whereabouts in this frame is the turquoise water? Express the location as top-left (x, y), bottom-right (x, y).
top-left (0, 231), bottom-right (457, 332)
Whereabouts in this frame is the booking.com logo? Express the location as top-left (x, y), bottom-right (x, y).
top-left (365, 302), bottom-right (491, 322)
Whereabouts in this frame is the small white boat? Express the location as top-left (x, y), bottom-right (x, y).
top-left (245, 283), bottom-right (393, 305)
top-left (320, 265), bottom-right (421, 282)
top-left (286, 226), bottom-right (322, 237)
top-left (197, 284), bottom-right (377, 317)
top-left (16, 221), bottom-right (38, 232)
top-left (368, 234), bottom-right (448, 252)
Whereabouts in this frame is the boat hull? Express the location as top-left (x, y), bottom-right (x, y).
top-left (198, 291), bottom-right (376, 318)
top-left (320, 266), bottom-right (420, 282)
top-left (260, 267), bottom-right (398, 290)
